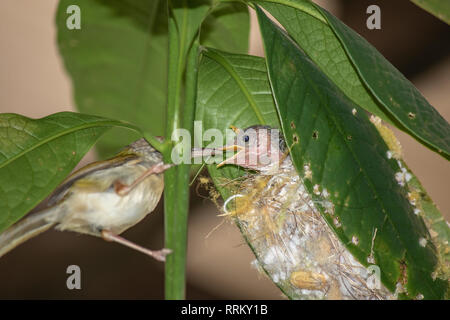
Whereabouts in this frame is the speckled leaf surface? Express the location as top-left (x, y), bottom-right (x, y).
top-left (56, 0), bottom-right (249, 157)
top-left (0, 112), bottom-right (137, 233)
top-left (254, 0), bottom-right (450, 159)
top-left (401, 160), bottom-right (450, 284)
top-left (257, 7), bottom-right (448, 299)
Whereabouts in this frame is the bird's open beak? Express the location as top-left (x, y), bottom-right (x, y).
top-left (216, 144), bottom-right (244, 168)
top-left (229, 125), bottom-right (241, 134)
top-left (190, 145), bottom-right (244, 168)
top-left (191, 125), bottom-right (244, 167)
top-left (216, 125), bottom-right (245, 168)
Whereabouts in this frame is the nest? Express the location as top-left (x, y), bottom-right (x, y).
top-left (217, 158), bottom-right (394, 300)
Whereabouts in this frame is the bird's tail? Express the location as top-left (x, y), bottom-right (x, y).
top-left (0, 208), bottom-right (57, 258)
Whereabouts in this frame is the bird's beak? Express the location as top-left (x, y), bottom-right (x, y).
top-left (191, 125), bottom-right (244, 167)
top-left (191, 145), bottom-right (244, 167)
top-left (191, 147), bottom-right (216, 158)
top-left (229, 125), bottom-right (241, 134)
top-left (215, 125), bottom-right (245, 167)
top-left (216, 144), bottom-right (244, 168)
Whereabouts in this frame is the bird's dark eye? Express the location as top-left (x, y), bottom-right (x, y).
top-left (243, 135), bottom-right (250, 143)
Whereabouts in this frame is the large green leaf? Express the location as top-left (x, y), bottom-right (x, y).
top-left (201, 1), bottom-right (250, 53)
top-left (196, 48), bottom-right (292, 294)
top-left (256, 7), bottom-right (447, 299)
top-left (410, 0), bottom-right (450, 25)
top-left (0, 112), bottom-right (138, 233)
top-left (195, 46), bottom-right (449, 298)
top-left (371, 118), bottom-right (450, 294)
top-left (56, 0), bottom-right (249, 157)
top-left (169, 0), bottom-right (210, 60)
top-left (195, 47), bottom-right (279, 195)
top-left (402, 162), bottom-right (450, 283)
top-left (57, 0), bottom-right (167, 156)
top-left (195, 46), bottom-right (280, 189)
top-left (253, 0), bottom-right (450, 159)
top-left (196, 48), bottom-right (278, 131)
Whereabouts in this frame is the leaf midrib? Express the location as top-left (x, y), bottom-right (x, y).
top-left (0, 120), bottom-right (136, 169)
top-left (315, 6), bottom-right (450, 159)
top-left (254, 0), bottom-right (327, 24)
top-left (263, 16), bottom-right (437, 294)
top-left (203, 48), bottom-right (267, 124)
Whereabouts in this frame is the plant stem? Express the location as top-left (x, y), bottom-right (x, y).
top-left (183, 39), bottom-right (199, 130)
top-left (163, 1), bottom-right (199, 300)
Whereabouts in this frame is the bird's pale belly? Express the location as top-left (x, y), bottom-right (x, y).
top-left (54, 174), bottom-right (163, 236)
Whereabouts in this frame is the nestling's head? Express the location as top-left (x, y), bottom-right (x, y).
top-left (217, 125), bottom-right (287, 174)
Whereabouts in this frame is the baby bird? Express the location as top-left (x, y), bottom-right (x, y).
top-left (195, 125), bottom-right (393, 299)
top-left (0, 138), bottom-right (172, 262)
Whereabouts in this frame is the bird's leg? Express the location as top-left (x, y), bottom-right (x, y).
top-left (114, 163), bottom-right (173, 196)
top-left (101, 230), bottom-right (172, 262)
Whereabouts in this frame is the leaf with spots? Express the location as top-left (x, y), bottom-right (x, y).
top-left (0, 112), bottom-right (139, 233)
top-left (257, 7), bottom-right (448, 299)
top-left (401, 160), bottom-right (450, 287)
top-left (253, 0), bottom-right (450, 159)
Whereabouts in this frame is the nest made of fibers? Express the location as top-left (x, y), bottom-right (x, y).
top-left (209, 161), bottom-right (393, 300)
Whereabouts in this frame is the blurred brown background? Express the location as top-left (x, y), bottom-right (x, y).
top-left (0, 0), bottom-right (448, 299)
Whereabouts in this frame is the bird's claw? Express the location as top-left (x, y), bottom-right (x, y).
top-left (153, 248), bottom-right (173, 262)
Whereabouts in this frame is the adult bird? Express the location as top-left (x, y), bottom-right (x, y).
top-left (0, 138), bottom-right (172, 262)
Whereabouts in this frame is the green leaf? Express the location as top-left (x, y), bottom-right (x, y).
top-left (257, 7), bottom-right (447, 299)
top-left (254, 0), bottom-right (450, 159)
top-left (195, 47), bottom-right (279, 209)
top-left (371, 119), bottom-right (450, 294)
top-left (254, 0), bottom-right (385, 121)
top-left (201, 1), bottom-right (250, 53)
top-left (410, 0), bottom-right (450, 25)
top-left (0, 112), bottom-right (138, 233)
top-left (56, 0), bottom-right (168, 156)
top-left (196, 47), bottom-right (278, 131)
top-left (195, 46), bottom-right (279, 183)
top-left (56, 0), bottom-right (249, 157)
top-left (402, 162), bottom-right (450, 286)
top-left (196, 47), bottom-right (291, 295)
top-left (169, 0), bottom-right (211, 59)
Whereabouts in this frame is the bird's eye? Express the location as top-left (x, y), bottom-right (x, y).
top-left (243, 135), bottom-right (250, 143)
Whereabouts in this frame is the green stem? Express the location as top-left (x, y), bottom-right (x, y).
top-left (183, 40), bottom-right (199, 130)
top-left (142, 131), bottom-right (166, 153)
top-left (163, 1), bottom-right (200, 300)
